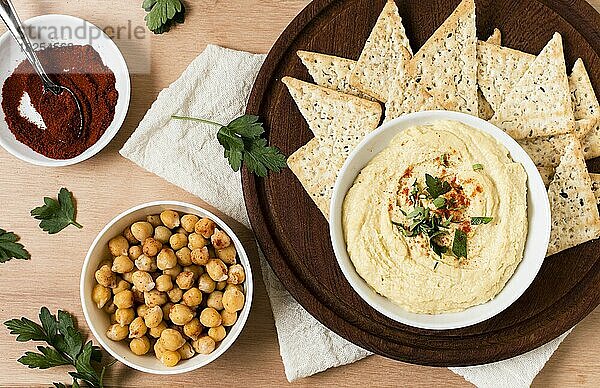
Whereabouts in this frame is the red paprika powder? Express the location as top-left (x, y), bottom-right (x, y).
top-left (1, 44), bottom-right (118, 159)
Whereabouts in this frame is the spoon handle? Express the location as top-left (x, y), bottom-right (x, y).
top-left (0, 0), bottom-right (60, 94)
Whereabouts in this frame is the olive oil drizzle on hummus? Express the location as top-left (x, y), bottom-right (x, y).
top-left (391, 154), bottom-right (494, 266)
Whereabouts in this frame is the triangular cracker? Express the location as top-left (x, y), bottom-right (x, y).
top-left (589, 173), bottom-right (600, 205)
top-left (490, 33), bottom-right (575, 139)
top-left (477, 40), bottom-right (534, 111)
top-left (547, 138), bottom-right (600, 256)
top-left (517, 134), bottom-right (576, 168)
top-left (570, 58), bottom-right (600, 153)
top-left (349, 0), bottom-right (412, 102)
top-left (385, 76), bottom-right (448, 121)
top-left (478, 29), bottom-right (503, 119)
top-left (296, 51), bottom-right (373, 100)
top-left (407, 0), bottom-right (478, 115)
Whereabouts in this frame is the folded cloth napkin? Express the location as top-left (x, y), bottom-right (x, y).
top-left (120, 44), bottom-right (571, 385)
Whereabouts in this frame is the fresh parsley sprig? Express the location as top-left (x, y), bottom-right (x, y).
top-left (172, 114), bottom-right (287, 177)
top-left (31, 188), bottom-right (82, 234)
top-left (0, 228), bottom-right (30, 263)
top-left (4, 307), bottom-right (111, 388)
top-left (143, 0), bottom-right (186, 34)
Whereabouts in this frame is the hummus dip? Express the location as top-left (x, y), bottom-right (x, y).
top-left (343, 120), bottom-right (528, 314)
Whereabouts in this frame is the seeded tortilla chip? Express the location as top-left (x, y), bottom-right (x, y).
top-left (517, 134), bottom-right (576, 168)
top-left (477, 41), bottom-right (534, 112)
top-left (349, 0), bottom-right (412, 102)
top-left (537, 166), bottom-right (555, 187)
top-left (570, 58), bottom-right (600, 155)
top-left (477, 31), bottom-right (502, 119)
top-left (546, 138), bottom-right (600, 256)
top-left (406, 0), bottom-right (478, 115)
top-left (287, 139), bottom-right (337, 218)
top-left (385, 76), bottom-right (449, 121)
top-left (282, 76), bottom-right (382, 142)
top-left (589, 173), bottom-right (600, 205)
top-left (491, 33), bottom-right (575, 139)
top-left (296, 51), bottom-right (373, 100)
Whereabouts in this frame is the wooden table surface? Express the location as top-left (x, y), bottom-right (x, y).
top-left (0, 1), bottom-right (598, 386)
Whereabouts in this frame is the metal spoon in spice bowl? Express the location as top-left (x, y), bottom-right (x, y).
top-left (0, 0), bottom-right (84, 141)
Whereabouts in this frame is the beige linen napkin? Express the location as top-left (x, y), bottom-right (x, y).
top-left (120, 44), bottom-right (571, 385)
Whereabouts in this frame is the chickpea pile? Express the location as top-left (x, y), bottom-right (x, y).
top-left (92, 210), bottom-right (246, 367)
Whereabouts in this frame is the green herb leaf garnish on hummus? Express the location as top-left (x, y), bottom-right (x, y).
top-left (452, 229), bottom-right (467, 259)
top-left (471, 216), bottom-right (493, 225)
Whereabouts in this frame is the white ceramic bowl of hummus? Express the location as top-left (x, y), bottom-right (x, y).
top-left (329, 110), bottom-right (550, 330)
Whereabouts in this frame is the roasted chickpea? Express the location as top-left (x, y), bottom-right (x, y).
top-left (137, 304), bottom-right (150, 318)
top-left (225, 283), bottom-right (243, 293)
top-left (208, 325), bottom-right (226, 342)
top-left (197, 273), bottom-right (216, 293)
top-left (146, 214), bottom-right (163, 227)
top-left (216, 245), bottom-right (237, 265)
top-left (181, 214), bottom-right (199, 233)
top-left (155, 274), bottom-right (173, 292)
top-left (154, 226), bottom-right (172, 244)
top-left (144, 306), bottom-right (164, 328)
top-left (221, 310), bottom-right (237, 327)
top-left (195, 218), bottom-right (216, 238)
top-left (144, 289), bottom-right (168, 307)
top-left (163, 264), bottom-right (182, 278)
top-left (175, 271), bottom-right (195, 290)
top-left (92, 284), bottom-right (111, 309)
top-left (106, 323), bottom-right (129, 341)
top-left (206, 291), bottom-right (224, 310)
top-left (211, 229), bottom-right (231, 250)
top-left (160, 328), bottom-right (185, 351)
top-left (162, 302), bottom-right (174, 321)
top-left (216, 281), bottom-right (227, 291)
top-left (169, 233), bottom-right (188, 250)
top-left (129, 317), bottom-right (147, 338)
top-left (176, 247), bottom-right (193, 266)
top-left (103, 300), bottom-right (117, 315)
top-left (115, 308), bottom-right (135, 326)
top-left (128, 245), bottom-right (143, 260)
top-left (167, 287), bottom-right (183, 303)
top-left (142, 237), bottom-right (163, 257)
top-left (192, 335), bottom-right (215, 355)
top-left (131, 221), bottom-right (154, 242)
top-left (206, 259), bottom-right (228, 282)
top-left (108, 235), bottom-right (129, 257)
top-left (135, 254), bottom-right (157, 272)
top-left (154, 340), bottom-right (166, 359)
top-left (183, 318), bottom-right (203, 340)
top-left (113, 290), bottom-right (134, 309)
top-left (178, 342), bottom-right (195, 359)
top-left (157, 248), bottom-right (177, 270)
top-left (132, 271), bottom-right (155, 292)
top-left (112, 279), bottom-right (131, 295)
top-left (95, 264), bottom-right (117, 288)
top-left (200, 307), bottom-right (222, 328)
top-left (182, 288), bottom-right (202, 307)
top-left (149, 320), bottom-right (168, 338)
top-left (190, 247), bottom-right (209, 265)
top-left (223, 287), bottom-right (245, 312)
top-left (130, 336), bottom-right (151, 355)
top-left (170, 304), bottom-right (194, 325)
top-left (227, 264), bottom-right (246, 285)
top-left (160, 210), bottom-right (180, 229)
top-left (111, 255), bottom-right (134, 274)
top-left (187, 233), bottom-right (207, 250)
top-left (182, 264), bottom-right (203, 279)
top-left (160, 350), bottom-right (181, 367)
top-left (123, 226), bottom-right (138, 244)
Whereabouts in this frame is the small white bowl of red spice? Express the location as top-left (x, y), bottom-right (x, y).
top-left (0, 14), bottom-right (130, 167)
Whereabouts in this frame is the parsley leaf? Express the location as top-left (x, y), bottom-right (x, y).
top-left (471, 216), bottom-right (493, 225)
top-left (452, 229), bottom-right (467, 259)
top-left (4, 308), bottom-right (109, 388)
top-left (0, 229), bottom-right (30, 263)
top-left (473, 163), bottom-right (484, 171)
top-left (172, 114), bottom-right (287, 177)
top-left (425, 174), bottom-right (452, 198)
top-left (31, 188), bottom-right (82, 234)
top-left (432, 197), bottom-right (446, 209)
top-left (143, 0), bottom-right (185, 34)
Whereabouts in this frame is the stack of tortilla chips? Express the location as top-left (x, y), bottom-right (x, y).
top-left (284, 0), bottom-right (600, 256)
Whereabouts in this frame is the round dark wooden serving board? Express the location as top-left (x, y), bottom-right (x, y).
top-left (242, 0), bottom-right (600, 366)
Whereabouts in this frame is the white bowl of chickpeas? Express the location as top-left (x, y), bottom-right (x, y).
top-left (80, 201), bottom-right (252, 374)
